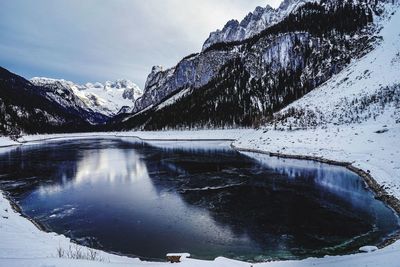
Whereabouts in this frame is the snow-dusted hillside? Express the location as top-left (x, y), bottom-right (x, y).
top-left (31, 78), bottom-right (142, 117)
top-left (268, 3), bottom-right (400, 130)
top-left (125, 0), bottom-right (380, 130)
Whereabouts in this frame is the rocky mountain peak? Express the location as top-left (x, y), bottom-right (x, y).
top-left (223, 19), bottom-right (240, 30)
top-left (144, 65), bottom-right (167, 91)
top-left (202, 0), bottom-right (317, 51)
top-left (30, 77), bottom-right (142, 116)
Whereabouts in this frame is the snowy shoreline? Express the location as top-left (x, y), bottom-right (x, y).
top-left (231, 143), bottom-right (400, 215)
top-left (1, 130), bottom-right (400, 266)
top-left (230, 143), bottom-right (400, 249)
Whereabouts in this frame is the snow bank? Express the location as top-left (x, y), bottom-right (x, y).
top-left (234, 121), bottom-right (400, 200)
top-left (0, 136), bottom-right (19, 148)
top-left (116, 129), bottom-right (252, 141)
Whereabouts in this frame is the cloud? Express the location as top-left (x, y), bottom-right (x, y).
top-left (0, 0), bottom-right (282, 88)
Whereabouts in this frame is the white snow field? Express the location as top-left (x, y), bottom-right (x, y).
top-left (0, 137), bottom-right (19, 147)
top-left (1, 3), bottom-right (400, 267)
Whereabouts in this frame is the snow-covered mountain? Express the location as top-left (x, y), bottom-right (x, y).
top-left (202, 0), bottom-right (316, 51)
top-left (118, 0), bottom-right (385, 130)
top-left (0, 68), bottom-right (98, 136)
top-left (234, 1), bottom-right (400, 207)
top-left (31, 78), bottom-right (142, 117)
top-left (0, 72), bottom-right (142, 136)
top-left (2, 0), bottom-right (399, 137)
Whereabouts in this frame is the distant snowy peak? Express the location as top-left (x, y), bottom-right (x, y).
top-left (31, 77), bottom-right (76, 90)
top-left (32, 78), bottom-right (142, 99)
top-left (202, 0), bottom-right (317, 50)
top-left (30, 77), bottom-right (142, 116)
top-left (103, 79), bottom-right (142, 100)
top-left (80, 80), bottom-right (142, 103)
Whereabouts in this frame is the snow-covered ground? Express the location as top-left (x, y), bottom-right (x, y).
top-left (0, 129), bottom-right (249, 146)
top-left (0, 137), bottom-right (19, 147)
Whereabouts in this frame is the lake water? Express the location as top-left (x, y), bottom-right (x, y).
top-left (0, 138), bottom-right (399, 262)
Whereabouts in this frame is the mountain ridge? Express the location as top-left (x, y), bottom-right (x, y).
top-left (0, 67), bottom-right (99, 135)
top-left (31, 77), bottom-right (142, 117)
top-left (1, 0), bottom-right (398, 136)
top-left (202, 0), bottom-right (317, 51)
top-left (118, 0), bottom-right (382, 130)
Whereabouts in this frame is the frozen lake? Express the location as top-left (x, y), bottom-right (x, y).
top-left (0, 138), bottom-right (398, 262)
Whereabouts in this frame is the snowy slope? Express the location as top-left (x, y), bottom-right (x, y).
top-left (31, 78), bottom-right (142, 117)
top-left (268, 3), bottom-right (400, 129)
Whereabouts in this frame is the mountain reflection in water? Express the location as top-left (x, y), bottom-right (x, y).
top-left (0, 139), bottom-right (398, 262)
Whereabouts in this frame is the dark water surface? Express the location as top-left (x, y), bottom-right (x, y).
top-left (0, 138), bottom-right (398, 262)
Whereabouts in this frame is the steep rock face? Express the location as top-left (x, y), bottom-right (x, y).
top-left (31, 78), bottom-right (142, 117)
top-left (133, 51), bottom-right (236, 113)
top-left (202, 0), bottom-right (315, 51)
top-left (118, 0), bottom-right (381, 130)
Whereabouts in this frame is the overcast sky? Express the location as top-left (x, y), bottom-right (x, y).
top-left (0, 0), bottom-right (281, 88)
